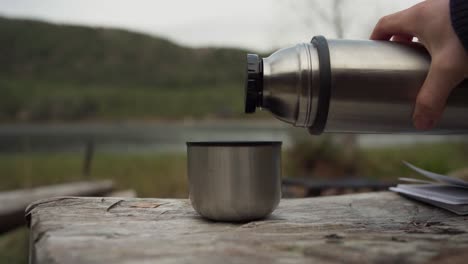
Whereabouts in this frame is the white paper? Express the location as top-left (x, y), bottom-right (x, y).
top-left (390, 188), bottom-right (468, 215)
top-left (391, 184), bottom-right (468, 204)
top-left (402, 161), bottom-right (468, 188)
top-left (388, 162), bottom-right (468, 215)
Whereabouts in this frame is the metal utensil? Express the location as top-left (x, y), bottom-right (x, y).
top-left (187, 141), bottom-right (281, 222)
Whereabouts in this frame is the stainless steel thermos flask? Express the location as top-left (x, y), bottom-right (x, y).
top-left (244, 36), bottom-right (468, 134)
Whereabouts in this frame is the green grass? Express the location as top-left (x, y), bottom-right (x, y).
top-left (0, 152), bottom-right (188, 198)
top-left (358, 142), bottom-right (468, 180)
top-left (2, 142), bottom-right (466, 196)
top-left (0, 79), bottom-right (245, 122)
top-left (0, 228), bottom-right (28, 264)
top-left (284, 138), bottom-right (468, 180)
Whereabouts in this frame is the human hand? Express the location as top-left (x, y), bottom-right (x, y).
top-left (370, 0), bottom-right (468, 130)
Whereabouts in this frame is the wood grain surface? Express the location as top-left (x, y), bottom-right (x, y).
top-left (0, 180), bottom-right (114, 234)
top-left (26, 192), bottom-right (468, 264)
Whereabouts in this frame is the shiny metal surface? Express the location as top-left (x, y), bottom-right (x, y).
top-left (325, 39), bottom-right (468, 133)
top-left (187, 142), bottom-right (281, 222)
top-left (262, 43), bottom-right (319, 127)
top-left (258, 38), bottom-right (468, 134)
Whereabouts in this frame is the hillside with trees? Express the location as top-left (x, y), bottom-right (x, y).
top-left (0, 17), bottom-right (253, 121)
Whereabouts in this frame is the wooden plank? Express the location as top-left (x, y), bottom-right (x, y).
top-left (106, 189), bottom-right (137, 198)
top-left (0, 180), bottom-right (114, 234)
top-left (26, 192), bottom-right (468, 264)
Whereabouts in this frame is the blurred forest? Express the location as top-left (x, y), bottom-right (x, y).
top-left (0, 16), bottom-right (251, 122)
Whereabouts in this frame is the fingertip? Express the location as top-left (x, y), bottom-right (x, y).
top-left (413, 95), bottom-right (440, 130)
top-left (370, 31), bottom-right (392, 41)
top-left (413, 114), bottom-right (435, 130)
top-left (412, 59), bottom-right (459, 131)
top-left (370, 26), bottom-right (391, 41)
top-left (370, 16), bottom-right (391, 40)
top-left (369, 10), bottom-right (415, 41)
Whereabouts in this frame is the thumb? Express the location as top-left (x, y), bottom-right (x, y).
top-left (370, 8), bottom-right (416, 40)
top-left (413, 60), bottom-right (458, 130)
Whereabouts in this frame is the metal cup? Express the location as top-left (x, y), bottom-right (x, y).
top-left (187, 141), bottom-right (282, 222)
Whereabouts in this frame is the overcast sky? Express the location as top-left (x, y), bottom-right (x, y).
top-left (0, 0), bottom-right (422, 52)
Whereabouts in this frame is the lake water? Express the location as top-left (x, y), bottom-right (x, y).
top-left (0, 121), bottom-right (467, 154)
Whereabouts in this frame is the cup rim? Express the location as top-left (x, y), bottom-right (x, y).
top-left (186, 141), bottom-right (282, 147)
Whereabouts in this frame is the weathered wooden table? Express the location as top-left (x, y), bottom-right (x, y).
top-left (26, 192), bottom-right (468, 264)
top-left (0, 180), bottom-right (114, 234)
